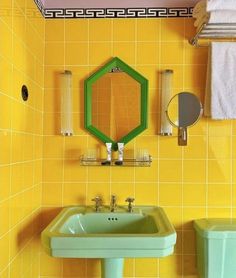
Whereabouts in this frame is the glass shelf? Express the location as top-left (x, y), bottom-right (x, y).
top-left (80, 156), bottom-right (152, 167)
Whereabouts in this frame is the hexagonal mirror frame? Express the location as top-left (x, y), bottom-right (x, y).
top-left (84, 57), bottom-right (148, 151)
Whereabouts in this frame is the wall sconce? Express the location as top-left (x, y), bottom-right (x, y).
top-left (160, 69), bottom-right (173, 136)
top-left (60, 70), bottom-right (73, 136)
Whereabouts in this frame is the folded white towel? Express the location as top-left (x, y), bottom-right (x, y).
top-left (193, 1), bottom-right (236, 30)
top-left (207, 0), bottom-right (236, 12)
top-left (204, 42), bottom-right (236, 119)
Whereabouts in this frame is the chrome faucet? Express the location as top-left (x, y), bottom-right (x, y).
top-left (91, 196), bottom-right (102, 212)
top-left (125, 197), bottom-right (135, 212)
top-left (110, 195), bottom-right (117, 212)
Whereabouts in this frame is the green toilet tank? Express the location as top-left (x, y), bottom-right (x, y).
top-left (194, 218), bottom-right (236, 278)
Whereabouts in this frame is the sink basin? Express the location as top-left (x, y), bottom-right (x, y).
top-left (41, 206), bottom-right (176, 259)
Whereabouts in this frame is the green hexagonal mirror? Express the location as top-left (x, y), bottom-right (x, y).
top-left (84, 57), bottom-right (148, 151)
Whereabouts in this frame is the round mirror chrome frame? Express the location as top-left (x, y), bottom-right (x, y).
top-left (166, 92), bottom-right (203, 146)
top-left (84, 57), bottom-right (148, 151)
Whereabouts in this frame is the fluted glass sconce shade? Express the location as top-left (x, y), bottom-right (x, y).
top-left (61, 70), bottom-right (73, 136)
top-left (160, 69), bottom-right (173, 136)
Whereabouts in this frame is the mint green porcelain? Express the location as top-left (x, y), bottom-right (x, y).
top-left (194, 218), bottom-right (236, 278)
top-left (41, 206), bottom-right (176, 278)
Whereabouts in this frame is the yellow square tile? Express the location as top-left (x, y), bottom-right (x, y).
top-left (0, 57), bottom-right (13, 96)
top-left (208, 136), bottom-right (231, 159)
top-left (89, 19), bottom-right (112, 41)
top-left (45, 42), bottom-right (64, 66)
top-left (43, 159), bottom-right (64, 182)
top-left (0, 131), bottom-right (11, 165)
top-left (159, 160), bottom-right (182, 182)
top-left (63, 183), bottom-right (86, 206)
top-left (184, 65), bottom-right (207, 88)
top-left (208, 159), bottom-right (231, 183)
top-left (0, 233), bottom-right (10, 271)
top-left (64, 160), bottom-right (87, 182)
top-left (159, 183), bottom-right (182, 206)
top-left (113, 42), bottom-right (135, 65)
top-left (45, 20), bottom-right (64, 41)
top-left (43, 136), bottom-right (64, 159)
top-left (183, 254), bottom-right (198, 277)
top-left (88, 166), bottom-right (110, 183)
top-left (161, 42), bottom-right (184, 65)
top-left (65, 20), bottom-right (88, 41)
top-left (124, 258), bottom-right (134, 277)
top-left (183, 160), bottom-right (206, 183)
top-left (183, 184), bottom-right (206, 207)
top-left (135, 160), bottom-right (158, 182)
top-left (0, 200), bottom-right (9, 237)
top-left (11, 163), bottom-right (24, 195)
top-left (135, 183), bottom-right (158, 205)
top-left (137, 19), bottom-right (160, 41)
top-left (159, 137), bottom-right (182, 159)
top-left (63, 258), bottom-right (86, 277)
top-left (89, 42), bottom-right (112, 65)
top-left (110, 183), bottom-right (134, 206)
top-left (64, 136), bottom-right (87, 159)
top-left (40, 252), bottom-right (63, 277)
top-left (111, 167), bottom-right (135, 183)
top-left (185, 41), bottom-right (208, 65)
top-left (135, 258), bottom-right (158, 276)
top-left (161, 18), bottom-right (185, 41)
top-left (233, 137), bottom-right (236, 159)
top-left (65, 42), bottom-right (88, 65)
top-left (44, 89), bottom-right (61, 113)
top-left (0, 20), bottom-right (13, 62)
top-left (87, 259), bottom-right (101, 277)
top-left (208, 184), bottom-right (231, 207)
top-left (159, 254), bottom-right (182, 278)
top-left (137, 42), bottom-right (159, 65)
top-left (0, 0), bottom-right (12, 27)
top-left (9, 194), bottom-right (23, 227)
top-left (43, 113), bottom-right (60, 135)
top-left (208, 208), bottom-right (231, 218)
top-left (233, 121), bottom-right (236, 135)
top-left (136, 65), bottom-right (158, 89)
top-left (44, 65), bottom-right (64, 89)
top-left (0, 166), bottom-right (10, 202)
top-left (182, 208), bottom-right (206, 230)
top-left (42, 183), bottom-right (62, 206)
top-left (183, 230), bottom-right (196, 255)
top-left (87, 183), bottom-right (110, 206)
top-left (136, 135), bottom-right (158, 158)
top-left (183, 136), bottom-right (206, 159)
top-left (113, 19), bottom-right (136, 41)
top-left (208, 120), bottom-right (232, 136)
top-left (164, 207), bottom-right (183, 228)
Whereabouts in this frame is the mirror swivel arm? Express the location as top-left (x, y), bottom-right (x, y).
top-left (178, 127), bottom-right (187, 146)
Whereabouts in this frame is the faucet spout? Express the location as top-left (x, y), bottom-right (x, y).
top-left (110, 195), bottom-right (117, 212)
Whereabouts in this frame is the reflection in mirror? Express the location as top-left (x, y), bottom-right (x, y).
top-left (91, 72), bottom-right (141, 142)
top-left (166, 92), bottom-right (202, 146)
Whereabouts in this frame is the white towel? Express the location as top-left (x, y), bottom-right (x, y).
top-left (204, 42), bottom-right (236, 119)
top-left (207, 0), bottom-right (236, 12)
top-left (193, 1), bottom-right (236, 29)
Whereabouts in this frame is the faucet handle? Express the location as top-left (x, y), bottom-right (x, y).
top-left (91, 196), bottom-right (102, 212)
top-left (125, 197), bottom-right (135, 212)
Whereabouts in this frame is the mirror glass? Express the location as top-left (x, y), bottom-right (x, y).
top-left (167, 92), bottom-right (202, 128)
top-left (91, 72), bottom-right (141, 142)
top-left (84, 57), bottom-right (148, 150)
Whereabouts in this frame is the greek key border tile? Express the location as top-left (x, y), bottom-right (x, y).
top-left (34, 1), bottom-right (193, 19)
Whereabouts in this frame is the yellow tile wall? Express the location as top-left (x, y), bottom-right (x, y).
top-left (0, 0), bottom-right (44, 277)
top-left (1, 6), bottom-right (235, 277)
top-left (41, 17), bottom-right (236, 278)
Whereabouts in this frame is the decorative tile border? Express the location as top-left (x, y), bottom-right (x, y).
top-left (34, 0), bottom-right (193, 18)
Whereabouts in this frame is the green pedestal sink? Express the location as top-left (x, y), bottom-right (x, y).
top-left (41, 206), bottom-right (176, 278)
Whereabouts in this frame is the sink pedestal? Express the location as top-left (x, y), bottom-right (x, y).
top-left (101, 258), bottom-right (124, 278)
